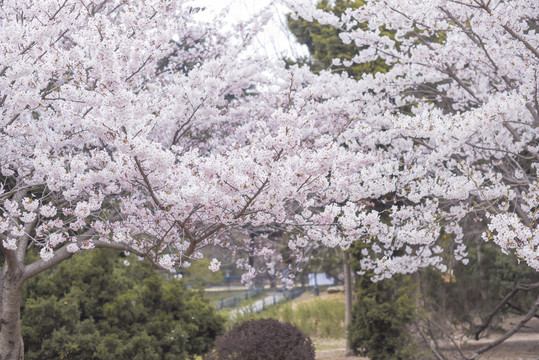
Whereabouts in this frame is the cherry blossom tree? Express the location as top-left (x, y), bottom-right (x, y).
top-left (1, 0), bottom-right (538, 358)
top-left (285, 0), bottom-right (539, 274)
top-left (285, 0), bottom-right (538, 357)
top-left (0, 0), bottom-right (376, 357)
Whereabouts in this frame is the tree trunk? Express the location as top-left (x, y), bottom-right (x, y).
top-left (0, 269), bottom-right (24, 360)
top-left (343, 251), bottom-right (354, 356)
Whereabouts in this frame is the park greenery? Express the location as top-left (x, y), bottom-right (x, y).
top-left (181, 259), bottom-right (225, 290)
top-left (21, 249), bottom-right (224, 359)
top-left (232, 292), bottom-right (346, 339)
top-left (1, 0), bottom-right (538, 359)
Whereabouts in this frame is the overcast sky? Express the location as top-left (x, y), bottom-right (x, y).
top-left (193, 0), bottom-right (310, 60)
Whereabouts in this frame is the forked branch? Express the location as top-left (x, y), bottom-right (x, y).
top-left (469, 294), bottom-right (539, 359)
top-left (475, 281), bottom-right (539, 339)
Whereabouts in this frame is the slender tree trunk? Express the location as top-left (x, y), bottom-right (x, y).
top-left (477, 243), bottom-right (487, 301)
top-left (0, 267), bottom-right (24, 360)
top-left (0, 229), bottom-right (138, 360)
top-left (343, 251), bottom-right (354, 356)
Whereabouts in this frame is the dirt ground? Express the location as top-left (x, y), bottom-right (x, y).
top-left (445, 316), bottom-right (539, 360)
top-left (314, 338), bottom-right (366, 360)
top-left (314, 317), bottom-right (539, 360)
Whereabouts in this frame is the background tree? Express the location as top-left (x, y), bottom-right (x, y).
top-left (286, 2), bottom-right (418, 357)
top-left (348, 276), bottom-right (420, 360)
top-left (285, 0), bottom-right (539, 278)
top-left (286, 0), bottom-right (539, 357)
top-left (287, 0), bottom-right (388, 78)
top-left (21, 249), bottom-right (224, 360)
top-left (419, 242), bottom-right (539, 343)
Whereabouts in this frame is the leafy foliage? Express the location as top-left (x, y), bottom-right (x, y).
top-left (181, 259), bottom-right (225, 289)
top-left (287, 0), bottom-right (388, 78)
top-left (205, 319), bottom-right (315, 360)
top-left (21, 249), bottom-right (225, 360)
top-left (348, 274), bottom-right (420, 360)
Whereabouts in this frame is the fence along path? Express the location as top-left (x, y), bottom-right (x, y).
top-left (228, 287), bottom-right (305, 319)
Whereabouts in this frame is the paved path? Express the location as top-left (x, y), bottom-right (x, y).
top-left (229, 292), bottom-right (284, 319)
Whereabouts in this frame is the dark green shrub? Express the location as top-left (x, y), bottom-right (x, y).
top-left (346, 239), bottom-right (421, 360)
top-left (22, 249), bottom-right (225, 360)
top-left (205, 319), bottom-right (315, 360)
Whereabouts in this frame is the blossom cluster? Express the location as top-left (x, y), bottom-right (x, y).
top-left (1, 0), bottom-right (538, 285)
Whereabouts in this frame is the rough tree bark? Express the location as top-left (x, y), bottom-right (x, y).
top-left (0, 262), bottom-right (24, 360)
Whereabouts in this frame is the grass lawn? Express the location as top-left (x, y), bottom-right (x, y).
top-left (229, 290), bottom-right (346, 341)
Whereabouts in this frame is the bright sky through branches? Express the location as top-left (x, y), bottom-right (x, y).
top-left (193, 0), bottom-right (309, 60)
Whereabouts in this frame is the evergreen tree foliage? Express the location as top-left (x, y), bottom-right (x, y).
top-left (348, 275), bottom-right (419, 360)
top-left (21, 249), bottom-right (225, 360)
top-left (347, 243), bottom-right (421, 360)
top-left (287, 0), bottom-right (388, 78)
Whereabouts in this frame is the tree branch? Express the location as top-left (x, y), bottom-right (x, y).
top-left (134, 156), bottom-right (166, 211)
top-left (475, 281), bottom-right (539, 339)
top-left (441, 65), bottom-right (482, 104)
top-left (22, 229), bottom-right (95, 281)
top-left (469, 294), bottom-right (539, 359)
top-left (22, 229), bottom-right (174, 281)
top-left (172, 102), bottom-right (204, 145)
top-left (414, 322), bottom-right (449, 360)
top-left (501, 25), bottom-right (539, 60)
top-left (125, 54), bottom-right (153, 82)
top-left (16, 220), bottom-right (37, 263)
top-left (49, 0), bottom-right (68, 21)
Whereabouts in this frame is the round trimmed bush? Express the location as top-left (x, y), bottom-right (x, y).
top-left (205, 319), bottom-right (315, 360)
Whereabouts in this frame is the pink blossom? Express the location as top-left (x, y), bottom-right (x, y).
top-left (208, 258), bottom-right (221, 272)
top-left (66, 244), bottom-right (80, 253)
top-left (2, 238), bottom-right (17, 250)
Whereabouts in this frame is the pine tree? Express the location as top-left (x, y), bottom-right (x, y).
top-left (21, 249), bottom-right (225, 360)
top-left (287, 0), bottom-right (388, 78)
